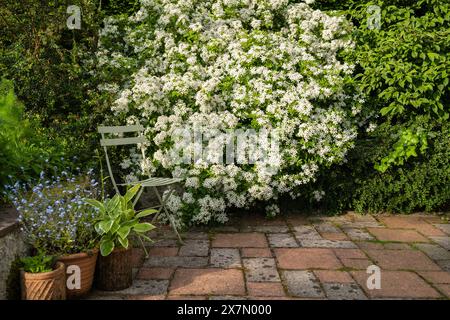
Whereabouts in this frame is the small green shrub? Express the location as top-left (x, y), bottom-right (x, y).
top-left (86, 184), bottom-right (156, 256)
top-left (346, 0), bottom-right (450, 172)
top-left (20, 253), bottom-right (55, 274)
top-left (352, 122), bottom-right (450, 213)
top-left (307, 119), bottom-right (450, 214)
top-left (301, 0), bottom-right (450, 214)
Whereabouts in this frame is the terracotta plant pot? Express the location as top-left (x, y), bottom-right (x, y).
top-left (95, 247), bottom-right (133, 291)
top-left (21, 261), bottom-right (66, 300)
top-left (58, 249), bottom-right (98, 299)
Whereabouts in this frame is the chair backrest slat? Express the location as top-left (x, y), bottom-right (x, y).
top-left (100, 136), bottom-right (146, 147)
top-left (98, 125), bottom-right (144, 134)
top-left (98, 125), bottom-right (149, 194)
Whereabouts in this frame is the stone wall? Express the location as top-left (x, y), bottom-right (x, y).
top-left (0, 206), bottom-right (29, 300)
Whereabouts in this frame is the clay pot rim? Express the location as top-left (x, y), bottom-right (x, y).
top-left (21, 261), bottom-right (65, 279)
top-left (58, 248), bottom-right (99, 261)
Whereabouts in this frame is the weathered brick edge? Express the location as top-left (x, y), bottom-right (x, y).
top-left (0, 205), bottom-right (29, 300)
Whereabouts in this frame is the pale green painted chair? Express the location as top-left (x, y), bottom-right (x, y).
top-left (98, 125), bottom-right (184, 243)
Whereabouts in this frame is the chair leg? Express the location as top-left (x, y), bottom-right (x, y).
top-left (137, 235), bottom-right (149, 258)
top-left (133, 187), bottom-right (165, 241)
top-left (132, 186), bottom-right (145, 207)
top-left (153, 186), bottom-right (183, 244)
top-left (151, 204), bottom-right (163, 223)
top-left (167, 212), bottom-right (183, 244)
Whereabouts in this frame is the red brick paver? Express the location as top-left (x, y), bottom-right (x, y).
top-left (368, 228), bottom-right (430, 242)
top-left (241, 248), bottom-right (272, 258)
top-left (147, 247), bottom-right (179, 256)
top-left (87, 212), bottom-right (450, 301)
top-left (422, 216), bottom-right (447, 224)
top-left (352, 271), bottom-right (441, 299)
top-left (136, 267), bottom-right (175, 280)
top-left (131, 248), bottom-right (146, 268)
top-left (169, 268), bottom-right (245, 295)
top-left (246, 282), bottom-right (285, 297)
top-left (356, 242), bottom-right (384, 250)
top-left (418, 271), bottom-right (450, 284)
top-left (383, 243), bottom-right (411, 250)
top-left (212, 233), bottom-right (268, 248)
top-left (314, 271), bottom-right (354, 283)
top-left (166, 295), bottom-right (208, 300)
top-left (379, 216), bottom-right (447, 236)
top-left (275, 248), bottom-right (342, 270)
top-left (341, 258), bottom-right (373, 270)
top-left (365, 249), bottom-right (441, 271)
top-left (333, 248), bottom-right (367, 259)
top-left (126, 295), bottom-right (166, 300)
top-left (436, 284), bottom-right (450, 298)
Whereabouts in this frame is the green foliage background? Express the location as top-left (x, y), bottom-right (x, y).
top-left (0, 0), bottom-right (102, 180)
top-left (306, 0), bottom-right (450, 213)
top-left (0, 0), bottom-right (449, 214)
top-left (0, 0), bottom-right (134, 197)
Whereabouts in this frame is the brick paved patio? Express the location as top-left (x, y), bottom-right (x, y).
top-left (88, 212), bottom-right (450, 300)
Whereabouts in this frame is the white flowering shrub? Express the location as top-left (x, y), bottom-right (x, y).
top-left (92, 0), bottom-right (361, 225)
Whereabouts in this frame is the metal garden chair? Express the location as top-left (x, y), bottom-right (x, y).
top-left (98, 125), bottom-right (184, 243)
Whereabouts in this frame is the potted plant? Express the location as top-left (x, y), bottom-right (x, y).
top-left (9, 170), bottom-right (101, 298)
top-left (86, 184), bottom-right (156, 291)
top-left (20, 252), bottom-right (66, 300)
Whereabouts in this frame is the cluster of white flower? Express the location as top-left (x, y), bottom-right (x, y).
top-left (94, 0), bottom-right (359, 225)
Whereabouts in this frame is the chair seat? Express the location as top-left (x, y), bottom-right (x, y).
top-left (118, 177), bottom-right (183, 187)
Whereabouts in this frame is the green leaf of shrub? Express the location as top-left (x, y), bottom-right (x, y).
top-left (118, 236), bottom-right (129, 249)
top-left (124, 184), bottom-right (141, 203)
top-left (135, 209), bottom-right (157, 219)
top-left (98, 220), bottom-right (114, 234)
top-left (100, 239), bottom-right (114, 256)
top-left (133, 222), bottom-right (155, 233)
top-left (85, 199), bottom-right (105, 212)
top-left (117, 226), bottom-right (131, 240)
